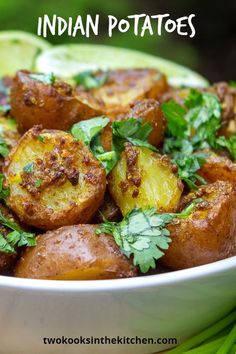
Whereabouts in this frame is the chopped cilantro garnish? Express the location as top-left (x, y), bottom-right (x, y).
top-left (161, 89), bottom-right (232, 189)
top-left (112, 118), bottom-right (157, 158)
top-left (23, 162), bottom-right (34, 173)
top-left (35, 179), bottom-right (42, 188)
top-left (71, 116), bottom-right (117, 174)
top-left (71, 116), bottom-right (157, 174)
top-left (37, 134), bottom-right (45, 143)
top-left (73, 71), bottom-right (108, 90)
top-left (29, 73), bottom-right (56, 85)
top-left (0, 174), bottom-right (9, 199)
top-left (0, 211), bottom-right (36, 254)
top-left (0, 135), bottom-right (9, 158)
top-left (97, 199), bottom-right (202, 273)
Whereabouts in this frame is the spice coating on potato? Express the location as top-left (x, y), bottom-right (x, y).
top-left (10, 70), bottom-right (103, 132)
top-left (4, 127), bottom-right (106, 230)
top-left (161, 181), bottom-right (236, 270)
top-left (199, 152), bottom-right (236, 186)
top-left (15, 224), bottom-right (137, 280)
top-left (108, 144), bottom-right (183, 215)
top-left (77, 69), bottom-right (168, 117)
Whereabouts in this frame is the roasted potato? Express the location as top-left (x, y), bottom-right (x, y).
top-left (199, 151), bottom-right (236, 186)
top-left (0, 203), bottom-right (21, 274)
top-left (15, 224), bottom-right (137, 280)
top-left (161, 181), bottom-right (236, 270)
top-left (4, 126), bottom-right (106, 230)
top-left (10, 70), bottom-right (103, 132)
top-left (77, 69), bottom-right (168, 117)
top-left (108, 144), bottom-right (183, 215)
top-left (100, 99), bottom-right (166, 151)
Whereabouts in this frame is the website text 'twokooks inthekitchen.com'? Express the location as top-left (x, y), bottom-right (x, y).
top-left (43, 335), bottom-right (177, 345)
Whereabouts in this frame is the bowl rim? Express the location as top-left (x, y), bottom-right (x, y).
top-left (0, 255), bottom-right (235, 293)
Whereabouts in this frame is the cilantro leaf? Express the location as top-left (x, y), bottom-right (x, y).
top-left (112, 118), bottom-right (157, 158)
top-left (71, 116), bottom-right (110, 146)
top-left (162, 90), bottom-right (224, 189)
top-left (0, 211), bottom-right (36, 254)
top-left (71, 116), bottom-right (117, 174)
top-left (29, 73), bottom-right (56, 85)
top-left (0, 173), bottom-right (9, 199)
top-left (97, 200), bottom-right (202, 273)
top-left (23, 162), bottom-right (34, 173)
top-left (73, 71), bottom-right (108, 90)
top-left (161, 100), bottom-right (187, 137)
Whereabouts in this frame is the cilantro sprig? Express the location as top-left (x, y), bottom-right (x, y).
top-left (71, 116), bottom-right (156, 174)
top-left (112, 118), bottom-right (157, 158)
top-left (71, 116), bottom-right (117, 174)
top-left (0, 211), bottom-right (36, 254)
top-left (161, 89), bottom-right (231, 189)
top-left (97, 199), bottom-right (202, 273)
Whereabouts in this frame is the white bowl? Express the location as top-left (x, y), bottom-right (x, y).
top-left (0, 256), bottom-right (236, 354)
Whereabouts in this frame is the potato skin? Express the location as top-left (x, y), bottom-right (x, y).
top-left (15, 224), bottom-right (137, 280)
top-left (4, 127), bottom-right (106, 230)
top-left (108, 144), bottom-right (183, 215)
top-left (161, 181), bottom-right (236, 270)
top-left (101, 99), bottom-right (166, 151)
top-left (77, 69), bottom-right (168, 117)
top-left (199, 152), bottom-right (236, 186)
top-left (10, 70), bottom-right (103, 132)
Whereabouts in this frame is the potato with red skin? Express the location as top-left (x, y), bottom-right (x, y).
top-left (10, 70), bottom-right (103, 132)
top-left (199, 151), bottom-right (236, 186)
top-left (4, 127), bottom-right (106, 230)
top-left (15, 224), bottom-right (137, 280)
top-left (77, 69), bottom-right (168, 117)
top-left (161, 181), bottom-right (236, 270)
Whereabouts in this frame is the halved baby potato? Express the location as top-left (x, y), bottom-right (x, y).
top-left (10, 70), bottom-right (103, 132)
top-left (161, 180), bottom-right (236, 270)
top-left (77, 69), bottom-right (168, 117)
top-left (15, 224), bottom-right (137, 280)
top-left (4, 126), bottom-right (106, 230)
top-left (108, 144), bottom-right (183, 215)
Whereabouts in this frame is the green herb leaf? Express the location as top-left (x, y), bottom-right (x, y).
top-left (0, 211), bottom-right (36, 253)
top-left (35, 179), bottom-right (42, 188)
top-left (162, 90), bottom-right (223, 189)
top-left (112, 118), bottom-right (157, 158)
top-left (29, 73), bottom-right (56, 85)
top-left (71, 116), bottom-right (117, 174)
top-left (0, 134), bottom-right (9, 158)
top-left (0, 173), bottom-right (9, 199)
top-left (23, 162), bottom-right (34, 173)
top-left (97, 200), bottom-right (202, 273)
top-left (73, 71), bottom-right (108, 90)
top-left (37, 134), bottom-right (45, 143)
top-left (71, 116), bottom-right (110, 146)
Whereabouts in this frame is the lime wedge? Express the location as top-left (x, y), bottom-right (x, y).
top-left (0, 31), bottom-right (51, 76)
top-left (36, 44), bottom-right (208, 88)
